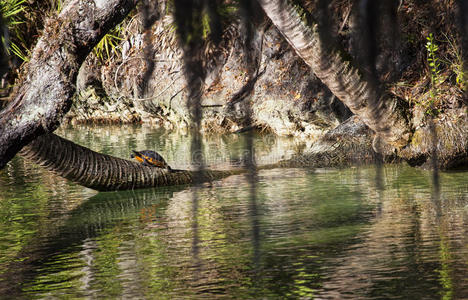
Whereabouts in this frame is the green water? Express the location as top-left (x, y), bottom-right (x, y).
top-left (0, 125), bottom-right (467, 299)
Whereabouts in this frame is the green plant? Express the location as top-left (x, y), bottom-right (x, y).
top-left (425, 33), bottom-right (442, 114)
top-left (0, 0), bottom-right (25, 26)
top-left (94, 32), bottom-right (123, 61)
top-left (9, 39), bottom-right (28, 61)
top-left (54, 0), bottom-right (62, 13)
top-left (0, 0), bottom-right (29, 62)
top-left (442, 33), bottom-right (467, 91)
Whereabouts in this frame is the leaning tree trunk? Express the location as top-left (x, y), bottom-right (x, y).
top-left (0, 0), bottom-right (138, 169)
top-left (20, 133), bottom-right (241, 191)
top-left (257, 0), bottom-right (412, 148)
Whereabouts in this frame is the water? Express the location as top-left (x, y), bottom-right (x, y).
top-left (0, 125), bottom-right (467, 299)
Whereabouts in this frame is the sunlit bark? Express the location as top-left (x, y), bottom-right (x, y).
top-left (257, 0), bottom-right (412, 148)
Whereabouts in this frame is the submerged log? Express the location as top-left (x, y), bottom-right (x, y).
top-left (278, 112), bottom-right (468, 170)
top-left (276, 116), bottom-right (398, 168)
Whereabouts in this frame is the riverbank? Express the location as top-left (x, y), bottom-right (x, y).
top-left (66, 13), bottom-right (352, 140)
top-left (62, 1), bottom-right (465, 139)
top-left (1, 0), bottom-right (467, 170)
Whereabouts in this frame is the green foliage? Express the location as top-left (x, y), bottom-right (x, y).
top-left (94, 30), bottom-right (123, 61)
top-left (8, 37), bottom-right (28, 61)
top-left (0, 0), bottom-right (25, 24)
top-left (92, 9), bottom-right (139, 62)
top-left (0, 0), bottom-right (29, 62)
top-left (54, 0), bottom-right (62, 13)
top-left (425, 33), bottom-right (442, 115)
top-left (3, 0), bottom-right (125, 63)
top-left (443, 33), bottom-right (467, 91)
top-left (0, 0), bottom-right (76, 64)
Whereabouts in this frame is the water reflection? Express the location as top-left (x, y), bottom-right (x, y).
top-left (0, 125), bottom-right (467, 299)
top-left (57, 124), bottom-right (300, 170)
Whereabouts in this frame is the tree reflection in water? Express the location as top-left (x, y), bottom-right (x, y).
top-left (0, 145), bottom-right (467, 299)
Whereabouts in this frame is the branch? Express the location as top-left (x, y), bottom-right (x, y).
top-left (0, 0), bottom-right (139, 169)
top-left (257, 0), bottom-right (412, 148)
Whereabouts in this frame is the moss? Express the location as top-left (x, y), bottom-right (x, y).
top-left (290, 0), bottom-right (317, 29)
top-left (410, 129), bottom-right (423, 147)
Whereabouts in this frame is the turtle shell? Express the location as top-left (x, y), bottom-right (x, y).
top-left (131, 150), bottom-right (171, 169)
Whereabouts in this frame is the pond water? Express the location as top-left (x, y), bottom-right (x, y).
top-left (0, 125), bottom-right (467, 299)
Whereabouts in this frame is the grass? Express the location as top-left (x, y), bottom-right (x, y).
top-left (0, 0), bottom-right (29, 62)
top-left (442, 32), bottom-right (467, 92)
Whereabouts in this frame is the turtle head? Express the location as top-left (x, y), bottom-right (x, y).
top-left (130, 150), bottom-right (139, 158)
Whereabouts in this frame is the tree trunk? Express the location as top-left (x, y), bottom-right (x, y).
top-left (20, 133), bottom-right (241, 191)
top-left (257, 0), bottom-right (412, 148)
top-left (0, 0), bottom-right (138, 169)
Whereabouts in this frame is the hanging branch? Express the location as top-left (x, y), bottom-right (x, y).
top-left (257, 0), bottom-right (412, 149)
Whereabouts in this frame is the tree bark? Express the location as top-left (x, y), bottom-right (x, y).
top-left (20, 133), bottom-right (241, 191)
top-left (0, 0), bottom-right (139, 169)
top-left (257, 0), bottom-right (412, 148)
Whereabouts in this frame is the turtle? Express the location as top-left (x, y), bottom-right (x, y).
top-left (131, 150), bottom-right (172, 170)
